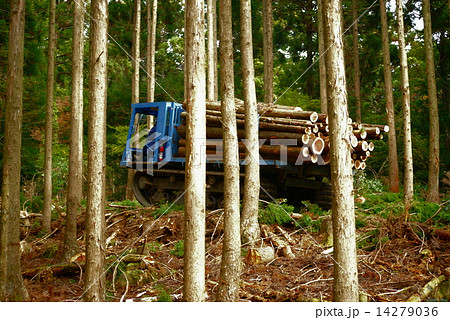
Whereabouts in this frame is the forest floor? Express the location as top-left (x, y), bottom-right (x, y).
top-left (20, 201), bottom-right (450, 302)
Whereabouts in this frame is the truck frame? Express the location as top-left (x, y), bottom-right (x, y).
top-left (121, 102), bottom-right (332, 209)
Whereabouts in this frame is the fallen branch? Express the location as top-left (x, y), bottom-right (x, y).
top-left (22, 262), bottom-right (84, 278)
top-left (407, 275), bottom-right (446, 302)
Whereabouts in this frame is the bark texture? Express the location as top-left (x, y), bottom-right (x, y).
top-left (396, 0), bottom-right (414, 216)
top-left (207, 0), bottom-right (218, 101)
top-left (380, 0), bottom-right (399, 193)
top-left (63, 0), bottom-right (85, 262)
top-left (239, 0), bottom-right (260, 246)
top-left (318, 0), bottom-right (328, 114)
top-left (323, 0), bottom-right (359, 302)
top-left (423, 0), bottom-right (440, 203)
top-left (84, 0), bottom-right (108, 301)
top-left (0, 0), bottom-right (29, 301)
top-left (262, 0), bottom-right (274, 104)
top-left (43, 0), bottom-right (57, 232)
top-left (147, 0), bottom-right (157, 101)
top-left (183, 0), bottom-right (206, 302)
top-left (216, 0), bottom-right (241, 302)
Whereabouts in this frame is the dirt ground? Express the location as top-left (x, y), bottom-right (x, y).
top-left (20, 205), bottom-right (450, 302)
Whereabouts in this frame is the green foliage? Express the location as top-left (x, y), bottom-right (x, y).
top-left (42, 244), bottom-right (59, 258)
top-left (146, 242), bottom-right (161, 253)
top-left (152, 202), bottom-right (184, 219)
top-left (298, 201), bottom-right (328, 232)
top-left (275, 91), bottom-right (320, 111)
top-left (357, 193), bottom-right (404, 218)
top-left (170, 241), bottom-right (184, 258)
top-left (357, 229), bottom-right (380, 250)
top-left (410, 201), bottom-right (448, 225)
top-left (355, 217), bottom-right (367, 229)
top-left (110, 199), bottom-right (142, 208)
top-left (156, 285), bottom-right (172, 302)
top-left (258, 202), bottom-right (294, 226)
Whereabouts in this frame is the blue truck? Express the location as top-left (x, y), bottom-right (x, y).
top-left (121, 101), bottom-right (332, 209)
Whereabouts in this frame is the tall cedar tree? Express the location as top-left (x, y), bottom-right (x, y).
top-left (380, 0), bottom-right (400, 193)
top-left (240, 0), bottom-right (261, 245)
top-left (84, 0), bottom-right (108, 301)
top-left (396, 0), bottom-right (414, 217)
top-left (423, 0), bottom-right (440, 203)
top-left (147, 0), bottom-right (158, 102)
top-left (63, 0), bottom-right (85, 261)
top-left (216, 0), bottom-right (241, 302)
top-left (183, 0), bottom-right (207, 302)
top-left (207, 0), bottom-right (218, 101)
top-left (43, 0), bottom-right (57, 232)
top-left (262, 0), bottom-right (274, 104)
top-left (318, 0), bottom-right (328, 114)
top-left (0, 0), bottom-right (29, 301)
top-left (323, 0), bottom-right (359, 301)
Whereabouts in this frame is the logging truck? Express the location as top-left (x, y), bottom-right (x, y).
top-left (121, 101), bottom-right (388, 210)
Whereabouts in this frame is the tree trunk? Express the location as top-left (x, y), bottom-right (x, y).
top-left (84, 0), bottom-right (108, 302)
top-left (183, 0), bottom-right (206, 302)
top-left (63, 0), bottom-right (85, 262)
top-left (305, 0), bottom-right (314, 97)
top-left (147, 0), bottom-right (157, 101)
top-left (0, 0), bottom-right (29, 301)
top-left (396, 0), bottom-right (413, 217)
top-left (323, 0), bottom-right (359, 302)
top-left (207, 0), bottom-right (218, 101)
top-left (126, 0), bottom-right (142, 201)
top-left (423, 0), bottom-right (440, 204)
top-left (352, 0), bottom-right (361, 122)
top-left (216, 0), bottom-right (241, 302)
top-left (380, 0), bottom-right (399, 193)
top-left (43, 0), bottom-right (57, 232)
top-left (318, 0), bottom-right (328, 114)
top-left (262, 0), bottom-right (274, 104)
top-left (239, 0), bottom-right (260, 246)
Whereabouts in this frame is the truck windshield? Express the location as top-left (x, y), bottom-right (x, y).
top-left (131, 113), bottom-right (155, 149)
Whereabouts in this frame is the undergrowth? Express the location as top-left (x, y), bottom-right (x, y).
top-left (152, 203), bottom-right (184, 218)
top-left (258, 200), bottom-right (328, 232)
top-left (355, 173), bottom-right (450, 227)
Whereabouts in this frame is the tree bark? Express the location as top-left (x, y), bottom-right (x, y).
top-left (352, 0), bottom-right (361, 122)
top-left (84, 0), bottom-right (108, 302)
top-left (423, 0), bottom-right (440, 203)
top-left (0, 0), bottom-right (29, 301)
top-left (207, 0), bottom-right (218, 101)
top-left (318, 0), bottom-right (328, 114)
top-left (216, 0), bottom-right (241, 302)
top-left (43, 0), bottom-right (57, 232)
top-left (239, 0), bottom-right (260, 246)
top-left (63, 0), bottom-right (85, 262)
top-left (323, 0), bottom-right (359, 302)
top-left (262, 0), bottom-right (274, 104)
top-left (380, 0), bottom-right (399, 193)
top-left (183, 0), bottom-right (206, 302)
top-left (147, 0), bottom-right (157, 101)
top-left (396, 0), bottom-right (414, 217)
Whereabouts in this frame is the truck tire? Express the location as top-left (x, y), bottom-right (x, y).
top-left (314, 182), bottom-right (332, 210)
top-left (132, 171), bottom-right (155, 206)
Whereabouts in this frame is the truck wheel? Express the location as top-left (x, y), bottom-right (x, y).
top-left (132, 171), bottom-right (155, 206)
top-left (314, 182), bottom-right (332, 210)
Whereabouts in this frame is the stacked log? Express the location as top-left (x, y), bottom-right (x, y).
top-left (176, 101), bottom-right (387, 170)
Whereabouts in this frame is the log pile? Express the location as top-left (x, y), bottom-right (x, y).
top-left (176, 100), bottom-right (388, 170)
